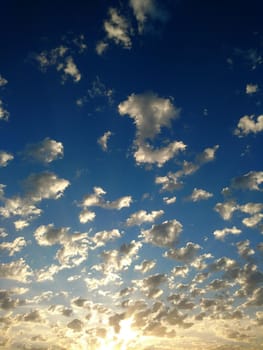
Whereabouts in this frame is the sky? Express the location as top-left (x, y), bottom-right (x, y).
top-left (0, 0), bottom-right (263, 349)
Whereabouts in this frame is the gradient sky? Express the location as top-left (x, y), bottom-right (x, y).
top-left (0, 1), bottom-right (263, 349)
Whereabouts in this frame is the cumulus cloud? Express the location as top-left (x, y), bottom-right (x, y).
top-left (118, 92), bottom-right (185, 166)
top-left (135, 273), bottom-right (167, 299)
top-left (103, 8), bottom-right (133, 49)
top-left (141, 219), bottom-right (182, 247)
top-left (129, 0), bottom-right (168, 33)
top-left (0, 99), bottom-right (9, 121)
top-left (34, 224), bottom-right (90, 267)
top-left (213, 226), bottom-right (242, 240)
top-left (134, 259), bottom-right (156, 273)
top-left (0, 258), bottom-right (32, 283)
top-left (0, 74), bottom-right (8, 87)
top-left (0, 151), bottom-right (14, 167)
top-left (156, 145), bottom-right (219, 191)
top-left (98, 131), bottom-right (112, 151)
top-left (23, 137), bottom-right (64, 164)
top-left (0, 237), bottom-right (27, 256)
top-left (95, 41), bottom-right (109, 55)
top-left (236, 240), bottom-right (255, 260)
top-left (79, 209), bottom-right (96, 224)
top-left (187, 188), bottom-right (213, 202)
top-left (246, 83), bottom-right (259, 94)
top-left (231, 171), bottom-right (263, 191)
top-left (91, 229), bottom-right (121, 249)
top-left (126, 209), bottom-right (164, 226)
top-left (164, 242), bottom-right (201, 263)
top-left (234, 115), bottom-right (263, 136)
top-left (214, 200), bottom-right (238, 220)
top-left (163, 196), bottom-right (176, 204)
top-left (81, 186), bottom-right (132, 211)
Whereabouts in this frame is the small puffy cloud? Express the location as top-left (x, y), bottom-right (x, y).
top-left (0, 74), bottom-right (8, 87)
top-left (14, 220), bottom-right (30, 231)
top-left (35, 264), bottom-right (62, 282)
top-left (103, 8), bottom-right (132, 49)
top-left (0, 237), bottom-right (27, 256)
top-left (23, 137), bottom-right (64, 164)
top-left (23, 172), bottom-right (70, 202)
top-left (34, 224), bottom-right (90, 267)
top-left (126, 209), bottom-right (164, 226)
top-left (130, 0), bottom-right (168, 33)
top-left (171, 265), bottom-right (189, 278)
top-left (164, 242), bottom-right (201, 263)
top-left (0, 258), bottom-right (32, 283)
top-left (91, 229), bottom-right (121, 249)
top-left (141, 219), bottom-right (182, 247)
top-left (57, 56), bottom-right (81, 83)
top-left (242, 213), bottom-right (263, 228)
top-left (163, 196), bottom-right (176, 204)
top-left (236, 240), bottom-right (255, 260)
top-left (0, 196), bottom-right (42, 219)
top-left (98, 131), bottom-right (112, 151)
top-left (234, 115), bottom-right (263, 136)
top-left (231, 171), bottom-right (263, 191)
top-left (0, 99), bottom-right (9, 121)
top-left (81, 186), bottom-right (132, 210)
top-left (0, 151), bottom-right (14, 167)
top-left (239, 202), bottom-right (263, 214)
top-left (213, 226), bottom-right (241, 240)
top-left (214, 200), bottom-right (238, 220)
top-left (134, 259), bottom-right (156, 273)
top-left (246, 287), bottom-right (263, 306)
top-left (79, 209), bottom-right (96, 224)
top-left (119, 92), bottom-right (185, 167)
top-left (137, 273), bottom-right (167, 298)
top-left (187, 188), bottom-right (213, 202)
top-left (96, 41), bottom-right (109, 55)
top-left (246, 83), bottom-right (259, 94)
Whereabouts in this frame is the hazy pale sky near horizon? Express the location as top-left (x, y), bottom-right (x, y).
top-left (0, 0), bottom-right (263, 349)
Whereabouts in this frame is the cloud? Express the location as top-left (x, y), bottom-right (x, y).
top-left (0, 74), bottom-right (8, 87)
top-left (81, 186), bottom-right (132, 211)
top-left (95, 41), bottom-right (109, 55)
top-left (141, 219), bottom-right (182, 247)
top-left (126, 209), bottom-right (164, 226)
top-left (91, 229), bottom-right (121, 249)
top-left (236, 240), bottom-right (255, 260)
top-left (187, 188), bottom-right (213, 202)
top-left (34, 224), bottom-right (90, 267)
top-left (245, 83), bottom-right (259, 95)
top-left (231, 171), bottom-right (263, 191)
top-left (57, 56), bottom-right (81, 83)
top-left (98, 131), bottom-right (112, 151)
top-left (23, 172), bottom-right (70, 202)
top-left (67, 319), bottom-right (83, 332)
top-left (0, 258), bottom-right (32, 283)
top-left (119, 92), bottom-right (185, 166)
top-left (0, 237), bottom-right (27, 256)
top-left (0, 99), bottom-right (9, 121)
top-left (134, 259), bottom-right (156, 273)
top-left (103, 8), bottom-right (133, 49)
top-left (23, 137), bottom-right (64, 164)
top-left (214, 200), bottom-right (238, 220)
top-left (79, 209), bottom-right (96, 224)
top-left (234, 115), bottom-right (263, 136)
top-left (213, 226), bottom-right (242, 240)
top-left (163, 196), bottom-right (176, 204)
top-left (164, 242), bottom-right (201, 263)
top-left (0, 151), bottom-right (14, 167)
top-left (129, 0), bottom-right (168, 33)
top-left (242, 213), bottom-right (263, 228)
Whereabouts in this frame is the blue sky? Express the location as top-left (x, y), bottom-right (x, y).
top-left (0, 0), bottom-right (263, 349)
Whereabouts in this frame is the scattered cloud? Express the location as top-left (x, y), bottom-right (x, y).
top-left (187, 188), bottom-right (213, 202)
top-left (231, 171), bottom-right (263, 191)
top-left (126, 209), bottom-right (164, 226)
top-left (164, 242), bottom-right (201, 263)
top-left (246, 83), bottom-right (259, 95)
top-left (98, 131), bottom-right (112, 151)
top-left (22, 137), bottom-right (64, 164)
top-left (0, 258), bottom-right (33, 283)
top-left (0, 151), bottom-right (14, 167)
top-left (213, 226), bottom-right (242, 240)
top-left (163, 196), bottom-right (176, 204)
top-left (0, 74), bottom-right (8, 87)
top-left (234, 115), bottom-right (263, 136)
top-left (0, 99), bottom-right (9, 121)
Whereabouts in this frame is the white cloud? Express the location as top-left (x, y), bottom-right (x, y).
top-left (91, 229), bottom-right (121, 249)
top-left (98, 131), bottom-right (112, 151)
top-left (164, 242), bottom-right (201, 263)
top-left (0, 99), bottom-right (9, 121)
top-left (188, 188), bottom-right (213, 202)
top-left (57, 56), bottom-right (81, 83)
top-left (214, 200), bottom-right (238, 220)
top-left (104, 8), bottom-right (133, 49)
top-left (0, 237), bottom-right (27, 256)
top-left (236, 240), bottom-right (255, 260)
top-left (23, 137), bottom-right (64, 164)
top-left (126, 209), bottom-right (164, 226)
top-left (231, 171), bottom-right (263, 191)
top-left (79, 209), bottom-right (96, 224)
top-left (213, 226), bottom-right (242, 240)
top-left (95, 41), bottom-right (109, 55)
top-left (118, 92), bottom-right (185, 166)
top-left (246, 83), bottom-right (259, 94)
top-left (23, 172), bottom-right (70, 202)
top-left (0, 151), bottom-right (14, 167)
top-left (242, 213), bottom-right (263, 228)
top-left (234, 115), bottom-right (263, 136)
top-left (141, 219), bottom-right (182, 247)
top-left (14, 220), bottom-right (30, 231)
top-left (0, 74), bottom-right (8, 87)
top-left (81, 186), bottom-right (132, 210)
top-left (134, 259), bottom-right (156, 273)
top-left (239, 202), bottom-right (263, 214)
top-left (163, 196), bottom-right (176, 204)
top-left (0, 258), bottom-right (32, 283)
top-left (129, 0), bottom-right (168, 33)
